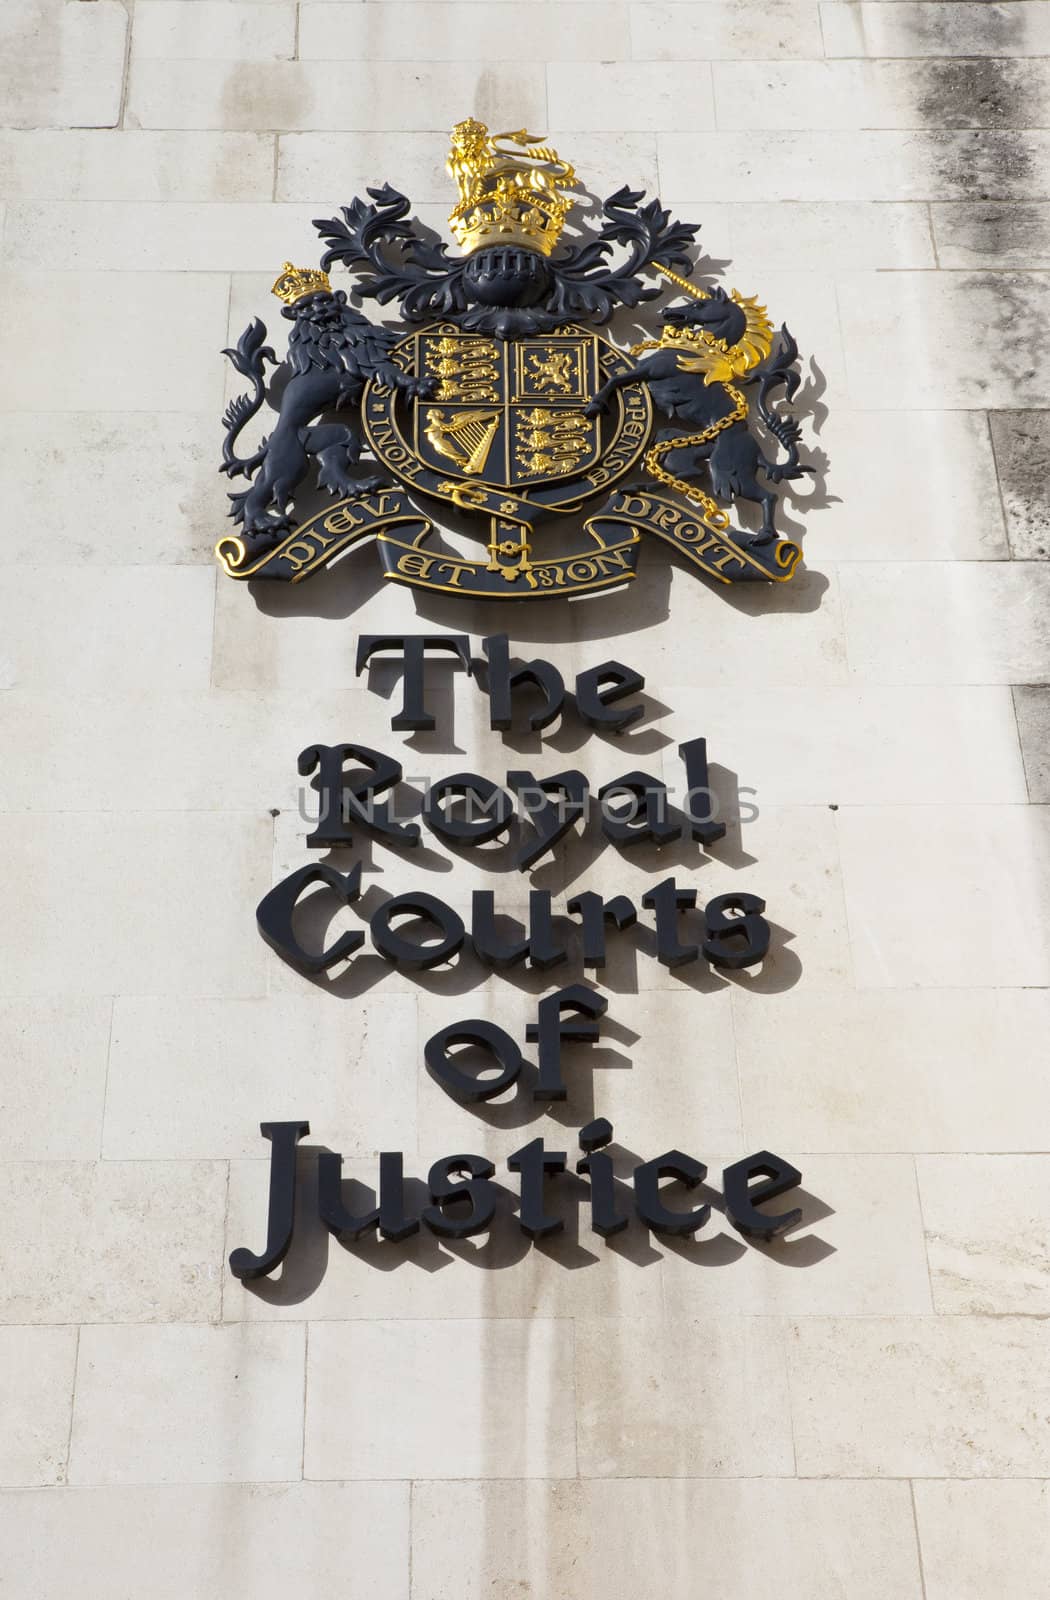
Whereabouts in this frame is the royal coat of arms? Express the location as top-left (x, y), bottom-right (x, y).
top-left (217, 120), bottom-right (813, 600)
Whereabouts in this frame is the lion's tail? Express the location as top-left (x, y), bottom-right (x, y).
top-left (219, 318), bottom-right (276, 480)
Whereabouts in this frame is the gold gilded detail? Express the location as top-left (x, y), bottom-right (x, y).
top-left (514, 339), bottom-right (587, 401)
top-left (641, 262), bottom-right (773, 381)
top-left (446, 119), bottom-right (577, 257)
top-left (425, 408), bottom-right (500, 475)
top-left (436, 480), bottom-right (490, 512)
top-left (630, 263), bottom-right (773, 526)
top-left (424, 335), bottom-right (501, 401)
top-left (644, 383), bottom-right (749, 530)
top-left (514, 408), bottom-right (591, 478)
top-left (271, 260), bottom-right (331, 305)
top-left (527, 350), bottom-right (576, 393)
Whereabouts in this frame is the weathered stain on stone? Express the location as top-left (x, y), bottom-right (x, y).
top-left (913, 58), bottom-right (1040, 128)
top-left (899, 1), bottom-right (1025, 57)
top-left (1011, 686), bottom-right (1050, 799)
top-left (219, 63), bottom-right (308, 134)
top-left (991, 412), bottom-right (1050, 557)
top-left (933, 274), bottom-right (1043, 408)
top-left (932, 202), bottom-right (1050, 268)
top-left (925, 130), bottom-right (1035, 201)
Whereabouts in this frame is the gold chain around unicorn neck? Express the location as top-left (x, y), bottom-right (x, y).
top-left (634, 261), bottom-right (773, 528)
top-left (644, 386), bottom-right (749, 530)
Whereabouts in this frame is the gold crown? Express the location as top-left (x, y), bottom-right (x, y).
top-left (271, 261), bottom-right (331, 305)
top-left (446, 119), bottom-right (577, 257)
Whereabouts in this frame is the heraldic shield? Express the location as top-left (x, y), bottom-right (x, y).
top-left (216, 119), bottom-right (815, 600)
top-left (356, 322), bottom-right (656, 592)
top-left (412, 330), bottom-right (606, 492)
top-left (364, 321), bottom-right (646, 502)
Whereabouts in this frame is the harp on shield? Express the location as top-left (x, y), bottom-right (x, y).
top-left (424, 408), bottom-right (500, 476)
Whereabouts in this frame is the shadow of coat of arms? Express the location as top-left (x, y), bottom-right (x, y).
top-left (216, 120), bottom-right (815, 600)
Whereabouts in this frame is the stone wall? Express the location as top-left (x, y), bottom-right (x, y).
top-left (2, 1), bottom-right (1049, 1594)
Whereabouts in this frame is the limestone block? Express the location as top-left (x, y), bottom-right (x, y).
top-left (557, 561), bottom-right (848, 689)
top-left (412, 1480), bottom-right (588, 1598)
top-left (305, 1318), bottom-right (575, 1478)
top-left (698, 802), bottom-right (851, 991)
top-left (841, 561), bottom-right (1050, 683)
top-left (223, 1153), bottom-right (665, 1323)
top-left (126, 59), bottom-right (546, 132)
top-left (659, 685), bottom-right (1027, 806)
top-left (0, 687), bottom-right (405, 813)
top-left (411, 1478), bottom-right (924, 1599)
top-left (838, 273), bottom-right (1050, 409)
top-left (134, 1), bottom-right (297, 61)
top-left (0, 998), bottom-right (110, 1160)
top-left (298, 2), bottom-right (631, 61)
top-left (706, 265), bottom-right (851, 399)
top-left (917, 1155), bottom-right (1050, 1314)
top-left (277, 129), bottom-right (660, 204)
top-left (0, 1328), bottom-right (77, 1487)
top-left (734, 988), bottom-right (1050, 1152)
top-left (0, 1161), bottom-right (226, 1323)
top-left (576, 1316), bottom-right (792, 1476)
top-left (932, 201), bottom-right (1050, 269)
top-left (989, 411), bottom-right (1050, 557)
top-left (788, 1315), bottom-right (1050, 1475)
top-left (0, 1482), bottom-right (409, 1600)
top-left (0, 1), bottom-right (127, 130)
top-left (69, 1324), bottom-right (305, 1484)
top-left (548, 64), bottom-right (715, 131)
top-left (104, 994), bottom-right (417, 1159)
top-left (798, 409), bottom-right (1009, 565)
top-left (0, 567), bottom-right (215, 692)
top-left (0, 272), bottom-right (230, 413)
top-left (211, 553), bottom-right (476, 690)
top-left (277, 129), bottom-right (482, 205)
top-left (706, 199), bottom-right (935, 271)
top-left (0, 130), bottom-right (276, 201)
top-left (4, 201), bottom-right (325, 273)
top-left (414, 987), bottom-right (742, 1159)
top-left (632, 1), bottom-right (824, 60)
top-left (0, 414), bottom-right (221, 564)
top-left (838, 804), bottom-right (1050, 988)
top-left (658, 129), bottom-right (1050, 203)
top-left (660, 1154), bottom-right (934, 1316)
top-left (0, 813), bottom-right (271, 998)
top-left (1013, 685), bottom-right (1050, 799)
top-left (914, 1481), bottom-right (1050, 1600)
top-left (713, 59), bottom-right (1050, 132)
top-left (557, 798), bottom-right (852, 991)
top-left (822, 1), bottom-right (1050, 58)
